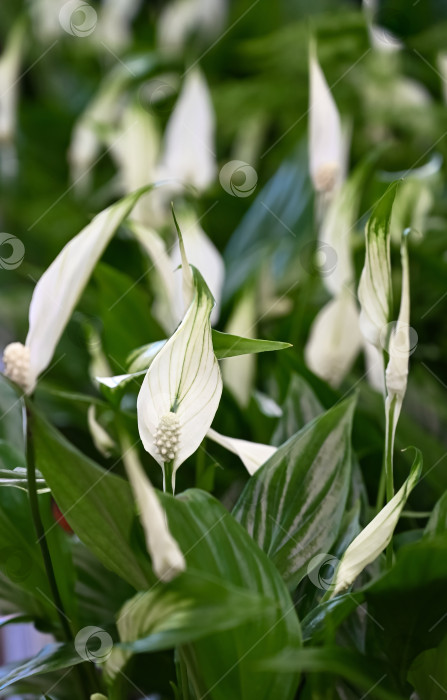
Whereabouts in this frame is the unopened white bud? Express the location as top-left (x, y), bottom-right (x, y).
top-left (314, 161), bottom-right (339, 193)
top-left (2, 342), bottom-right (31, 392)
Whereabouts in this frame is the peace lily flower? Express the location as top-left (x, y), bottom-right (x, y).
top-left (137, 263), bottom-right (222, 492)
top-left (121, 438), bottom-right (186, 581)
top-left (384, 231), bottom-right (411, 457)
top-left (94, 0), bottom-right (141, 50)
top-left (158, 0), bottom-right (227, 54)
top-left (207, 428), bottom-right (276, 476)
top-left (309, 42), bottom-right (344, 196)
top-left (0, 21), bottom-right (25, 177)
top-left (305, 290), bottom-right (362, 388)
top-left (2, 189), bottom-right (150, 394)
top-left (330, 448), bottom-right (421, 597)
top-left (221, 285), bottom-right (257, 406)
top-left (358, 189), bottom-right (394, 349)
top-left (157, 69), bottom-right (216, 194)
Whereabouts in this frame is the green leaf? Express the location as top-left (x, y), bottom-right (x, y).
top-left (160, 489), bottom-right (301, 700)
top-left (408, 634), bottom-right (447, 700)
top-left (233, 397), bottom-right (355, 589)
top-left (271, 373), bottom-right (324, 446)
top-left (0, 643), bottom-right (82, 694)
top-left (105, 570), bottom-right (276, 681)
top-left (28, 404), bottom-right (153, 591)
top-left (212, 330), bottom-right (291, 359)
top-left (260, 646), bottom-right (406, 700)
top-left (425, 490), bottom-right (447, 537)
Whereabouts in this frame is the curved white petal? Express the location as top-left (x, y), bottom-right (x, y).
top-left (0, 21), bottom-right (25, 143)
top-left (158, 0), bottom-right (228, 53)
top-left (331, 450), bottom-right (421, 596)
top-left (158, 69), bottom-right (216, 192)
top-left (309, 44), bottom-right (343, 194)
top-left (207, 428), bottom-right (276, 476)
top-left (221, 287), bottom-right (256, 406)
top-left (170, 213), bottom-right (224, 325)
top-left (385, 233), bottom-right (410, 403)
top-left (305, 291), bottom-right (362, 387)
top-left (95, 0), bottom-right (142, 50)
top-left (87, 405), bottom-right (116, 457)
top-left (25, 190), bottom-right (147, 390)
top-left (121, 441), bottom-right (185, 582)
top-left (137, 270), bottom-right (222, 485)
top-left (130, 221), bottom-right (178, 333)
top-left (364, 340), bottom-right (385, 394)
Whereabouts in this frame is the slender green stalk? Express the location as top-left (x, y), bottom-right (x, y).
top-left (164, 459), bottom-right (175, 495)
top-left (384, 397), bottom-right (396, 567)
top-left (24, 402), bottom-right (94, 699)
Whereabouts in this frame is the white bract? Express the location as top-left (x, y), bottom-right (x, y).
top-left (358, 192), bottom-right (394, 349)
top-left (158, 0), bottom-right (227, 53)
top-left (0, 21), bottom-right (24, 143)
top-left (2, 189), bottom-right (150, 394)
top-left (121, 440), bottom-right (186, 582)
top-left (94, 0), bottom-right (141, 50)
top-left (137, 267), bottom-right (222, 491)
top-left (309, 43), bottom-right (344, 195)
top-left (207, 428), bottom-right (276, 476)
top-left (157, 69), bottom-right (216, 193)
top-left (331, 449), bottom-right (421, 596)
top-left (305, 290), bottom-right (362, 388)
top-left (87, 405), bottom-right (116, 458)
top-left (221, 286), bottom-right (257, 407)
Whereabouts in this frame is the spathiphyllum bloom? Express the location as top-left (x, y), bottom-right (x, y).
top-left (2, 190), bottom-right (149, 394)
top-left (157, 69), bottom-right (216, 193)
top-left (305, 290), bottom-right (362, 388)
top-left (385, 232), bottom-right (411, 445)
top-left (358, 189), bottom-right (395, 349)
top-left (121, 440), bottom-right (185, 582)
top-left (137, 266), bottom-right (222, 491)
top-left (309, 43), bottom-right (344, 195)
top-left (331, 448), bottom-right (421, 596)
top-left (158, 0), bottom-right (227, 54)
top-left (94, 0), bottom-right (141, 50)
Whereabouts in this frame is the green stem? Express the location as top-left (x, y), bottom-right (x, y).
top-left (24, 402), bottom-right (94, 699)
top-left (384, 397), bottom-right (396, 567)
top-left (164, 459), bottom-right (175, 495)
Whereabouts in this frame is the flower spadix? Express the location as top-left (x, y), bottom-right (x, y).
top-left (330, 448), bottom-right (421, 596)
top-left (309, 41), bottom-right (344, 195)
top-left (121, 439), bottom-right (185, 582)
top-left (3, 189), bottom-right (151, 394)
top-left (137, 265), bottom-right (222, 491)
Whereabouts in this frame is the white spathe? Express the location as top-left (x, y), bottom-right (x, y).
top-left (95, 0), bottom-right (142, 50)
top-left (3, 190), bottom-right (148, 393)
top-left (221, 286), bottom-right (257, 407)
top-left (207, 428), bottom-right (276, 476)
top-left (137, 271), bottom-right (222, 489)
top-left (309, 44), bottom-right (344, 194)
top-left (121, 441), bottom-right (185, 582)
top-left (305, 291), bottom-right (362, 388)
top-left (158, 0), bottom-right (227, 53)
top-left (170, 212), bottom-right (224, 325)
top-left (385, 234), bottom-right (410, 403)
top-left (157, 69), bottom-right (216, 193)
top-left (331, 450), bottom-right (421, 596)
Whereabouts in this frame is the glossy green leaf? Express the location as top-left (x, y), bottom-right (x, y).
top-left (408, 634), bottom-right (447, 700)
top-left (212, 330), bottom-right (291, 358)
top-left (159, 489), bottom-right (302, 700)
top-left (271, 373), bottom-right (324, 446)
top-left (0, 643), bottom-right (82, 694)
top-left (261, 646), bottom-right (406, 700)
top-left (28, 404), bottom-right (153, 591)
top-left (233, 397), bottom-right (355, 589)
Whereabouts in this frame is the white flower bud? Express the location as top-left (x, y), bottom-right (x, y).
top-left (3, 342), bottom-right (31, 392)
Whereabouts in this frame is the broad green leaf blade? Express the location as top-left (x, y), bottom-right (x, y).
top-left (212, 330), bottom-right (291, 359)
top-left (105, 570), bottom-right (275, 682)
top-left (0, 643), bottom-right (82, 693)
top-left (358, 185), bottom-right (396, 348)
top-left (331, 448), bottom-right (422, 596)
top-left (272, 373), bottom-right (324, 446)
top-left (28, 405), bottom-right (153, 591)
top-left (233, 397), bottom-right (355, 589)
top-left (161, 489), bottom-right (301, 700)
top-left (408, 634), bottom-right (447, 700)
top-left (261, 646), bottom-right (406, 700)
